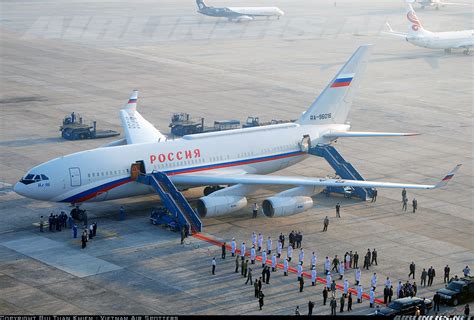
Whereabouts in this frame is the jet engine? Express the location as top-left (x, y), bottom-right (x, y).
top-left (196, 184), bottom-right (257, 218)
top-left (262, 186), bottom-right (319, 217)
top-left (236, 15), bottom-right (254, 22)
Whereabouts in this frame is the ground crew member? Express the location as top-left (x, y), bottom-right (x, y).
top-left (119, 206), bottom-right (125, 220)
top-left (72, 224), bottom-right (77, 238)
top-left (266, 236), bottom-right (272, 254)
top-left (235, 255), bottom-right (240, 273)
top-left (271, 254), bottom-right (277, 272)
top-left (339, 261), bottom-right (345, 280)
top-left (355, 267), bottom-right (361, 285)
top-left (39, 215), bottom-right (44, 232)
top-left (311, 252), bottom-right (317, 269)
top-left (444, 265), bottom-right (450, 283)
top-left (371, 189), bottom-right (377, 202)
top-left (369, 288), bottom-right (375, 308)
top-left (402, 197), bottom-right (408, 211)
top-left (323, 287), bottom-right (328, 305)
top-left (412, 198), bottom-right (417, 213)
top-left (287, 244), bottom-right (293, 262)
top-left (330, 297), bottom-right (337, 316)
top-left (340, 295), bottom-right (345, 313)
top-left (221, 242), bottom-right (226, 259)
top-left (252, 202), bottom-right (258, 218)
top-left (231, 238), bottom-right (236, 256)
top-left (325, 257), bottom-right (331, 275)
top-left (343, 279), bottom-right (349, 296)
top-left (323, 216), bottom-right (329, 232)
top-left (261, 250), bottom-right (267, 268)
top-left (385, 277), bottom-right (391, 288)
top-left (299, 276), bottom-right (304, 292)
top-left (336, 203), bottom-right (340, 217)
top-left (257, 233), bottom-right (263, 251)
top-left (211, 257), bottom-right (216, 275)
top-left (371, 273), bottom-right (377, 291)
top-left (409, 261), bottom-right (416, 279)
top-left (258, 291), bottom-right (264, 310)
top-left (277, 240), bottom-right (282, 258)
top-left (357, 285), bottom-right (363, 303)
top-left (311, 267), bottom-right (317, 286)
top-left (297, 262), bottom-right (303, 281)
top-left (308, 300), bottom-right (314, 316)
top-left (283, 258), bottom-right (289, 276)
top-left (299, 248), bottom-right (304, 265)
top-left (254, 279), bottom-right (259, 297)
top-left (241, 242), bottom-right (246, 260)
top-left (250, 246), bottom-right (256, 264)
top-left (326, 272), bottom-right (332, 289)
top-left (246, 266), bottom-right (253, 285)
top-left (252, 232), bottom-right (257, 247)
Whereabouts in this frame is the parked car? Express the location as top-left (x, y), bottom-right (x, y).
top-left (375, 297), bottom-right (432, 316)
top-left (437, 276), bottom-right (474, 306)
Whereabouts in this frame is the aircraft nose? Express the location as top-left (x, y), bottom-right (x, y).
top-left (13, 182), bottom-right (25, 196)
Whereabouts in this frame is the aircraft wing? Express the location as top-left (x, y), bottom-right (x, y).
top-left (322, 131), bottom-right (420, 138)
top-left (170, 164), bottom-right (461, 190)
top-left (120, 90), bottom-right (167, 144)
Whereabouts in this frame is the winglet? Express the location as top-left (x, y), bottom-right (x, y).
top-left (124, 90), bottom-right (138, 113)
top-left (434, 164), bottom-right (462, 188)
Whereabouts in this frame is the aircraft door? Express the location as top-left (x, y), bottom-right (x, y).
top-left (69, 167), bottom-right (81, 187)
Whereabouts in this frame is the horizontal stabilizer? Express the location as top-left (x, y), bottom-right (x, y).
top-left (323, 131), bottom-right (420, 138)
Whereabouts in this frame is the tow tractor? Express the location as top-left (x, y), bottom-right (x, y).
top-left (60, 112), bottom-right (120, 140)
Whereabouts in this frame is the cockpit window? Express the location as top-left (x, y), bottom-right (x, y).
top-left (20, 173), bottom-right (49, 185)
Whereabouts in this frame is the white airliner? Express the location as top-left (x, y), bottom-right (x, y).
top-left (385, 3), bottom-right (473, 54)
top-left (414, 0), bottom-right (470, 10)
top-left (14, 45), bottom-right (461, 218)
top-left (196, 0), bottom-right (284, 21)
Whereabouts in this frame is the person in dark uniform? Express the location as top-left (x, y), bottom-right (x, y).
top-left (330, 297), bottom-right (337, 316)
top-left (347, 292), bottom-right (353, 311)
top-left (464, 304), bottom-right (470, 317)
top-left (72, 224), bottom-right (77, 238)
top-left (221, 242), bottom-right (226, 259)
top-left (384, 286), bottom-right (389, 304)
top-left (388, 286), bottom-right (393, 303)
top-left (371, 249), bottom-right (378, 266)
top-left (336, 203), bottom-right (340, 218)
top-left (308, 300), bottom-right (314, 316)
top-left (258, 291), bottom-right (265, 310)
top-left (279, 233), bottom-right (285, 248)
top-left (412, 198), bottom-right (418, 213)
top-left (323, 287), bottom-right (328, 305)
top-left (92, 222), bottom-right (97, 236)
top-left (421, 268), bottom-right (428, 286)
top-left (246, 266), bottom-right (253, 285)
top-left (48, 213), bottom-right (53, 231)
top-left (353, 251), bottom-right (359, 269)
top-left (444, 265), bottom-right (450, 283)
top-left (371, 189), bottom-right (377, 202)
top-left (258, 277), bottom-right (262, 293)
top-left (261, 266), bottom-right (266, 283)
top-left (433, 292), bottom-right (440, 312)
top-left (81, 232), bottom-right (87, 249)
top-left (235, 255), bottom-right (240, 273)
top-left (340, 295), bottom-right (345, 313)
top-left (409, 262), bottom-right (416, 279)
top-left (180, 226), bottom-right (185, 245)
top-left (254, 279), bottom-right (259, 297)
top-left (265, 266), bottom-right (271, 284)
top-left (299, 276), bottom-right (304, 292)
top-left (323, 216), bottom-right (329, 232)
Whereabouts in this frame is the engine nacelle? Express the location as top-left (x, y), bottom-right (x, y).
top-left (236, 15), bottom-right (254, 22)
top-left (262, 196), bottom-right (313, 217)
top-left (196, 196), bottom-right (247, 218)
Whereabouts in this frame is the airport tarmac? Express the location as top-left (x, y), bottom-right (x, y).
top-left (0, 0), bottom-right (473, 315)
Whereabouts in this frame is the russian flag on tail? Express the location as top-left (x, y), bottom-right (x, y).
top-left (331, 73), bottom-right (354, 88)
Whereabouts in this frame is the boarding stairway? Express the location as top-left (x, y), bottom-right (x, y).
top-left (135, 170), bottom-right (202, 233)
top-left (309, 144), bottom-right (375, 201)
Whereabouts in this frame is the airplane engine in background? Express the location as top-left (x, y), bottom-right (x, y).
top-left (235, 15), bottom-right (254, 22)
top-left (196, 184), bottom-right (257, 218)
top-left (262, 186), bottom-right (319, 218)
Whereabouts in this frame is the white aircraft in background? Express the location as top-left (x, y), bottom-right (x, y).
top-left (196, 0), bottom-right (284, 21)
top-left (14, 45), bottom-right (461, 219)
top-left (385, 3), bottom-right (473, 54)
top-left (414, 0), bottom-right (470, 10)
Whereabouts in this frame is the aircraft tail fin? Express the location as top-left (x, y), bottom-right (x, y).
top-left (196, 0), bottom-right (207, 10)
top-left (123, 90), bottom-right (138, 114)
top-left (406, 3), bottom-right (428, 35)
top-left (296, 45), bottom-right (373, 126)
